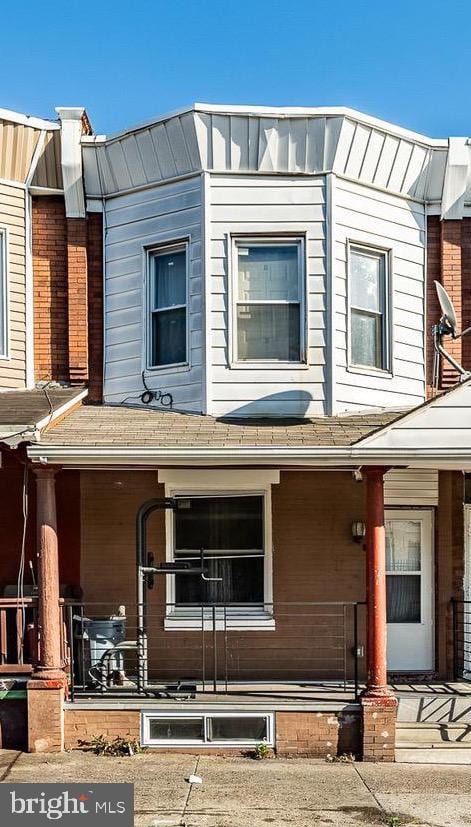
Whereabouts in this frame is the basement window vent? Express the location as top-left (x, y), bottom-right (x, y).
top-left (141, 712), bottom-right (274, 748)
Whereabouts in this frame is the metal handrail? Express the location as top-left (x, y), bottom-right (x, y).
top-left (64, 600), bottom-right (366, 703)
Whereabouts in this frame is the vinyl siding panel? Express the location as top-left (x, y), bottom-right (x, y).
top-left (0, 183), bottom-right (26, 388)
top-left (334, 178), bottom-right (426, 412)
top-left (208, 174), bottom-right (327, 417)
top-left (103, 175), bottom-right (204, 412)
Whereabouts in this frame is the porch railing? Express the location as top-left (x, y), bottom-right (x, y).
top-left (451, 599), bottom-right (471, 681)
top-left (65, 601), bottom-right (366, 702)
top-left (0, 597), bottom-right (38, 673)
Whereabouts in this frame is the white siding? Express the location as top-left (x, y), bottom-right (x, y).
top-left (208, 174), bottom-right (326, 417)
top-left (0, 183), bottom-right (26, 389)
top-left (333, 177), bottom-right (426, 412)
top-left (384, 469), bottom-right (438, 506)
top-left (103, 175), bottom-right (204, 412)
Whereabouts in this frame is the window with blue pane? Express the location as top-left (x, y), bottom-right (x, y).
top-left (149, 244), bottom-right (187, 367)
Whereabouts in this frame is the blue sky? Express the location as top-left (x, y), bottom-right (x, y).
top-left (2, 0), bottom-right (470, 137)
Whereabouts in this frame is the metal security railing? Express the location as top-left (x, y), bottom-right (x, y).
top-left (65, 601), bottom-right (366, 702)
top-left (451, 599), bottom-right (471, 681)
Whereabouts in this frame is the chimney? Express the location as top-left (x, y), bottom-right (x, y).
top-left (56, 107), bottom-right (88, 384)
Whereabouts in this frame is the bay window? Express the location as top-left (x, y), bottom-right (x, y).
top-left (148, 242), bottom-right (187, 368)
top-left (349, 244), bottom-right (390, 371)
top-left (234, 239), bottom-right (304, 363)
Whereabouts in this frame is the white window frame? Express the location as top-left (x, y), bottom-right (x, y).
top-left (145, 239), bottom-right (190, 372)
top-left (230, 236), bottom-right (307, 368)
top-left (141, 711), bottom-right (274, 748)
top-left (0, 228), bottom-right (8, 359)
top-left (160, 469), bottom-right (278, 631)
top-left (347, 241), bottom-right (392, 375)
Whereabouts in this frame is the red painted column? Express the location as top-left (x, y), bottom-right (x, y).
top-left (363, 466), bottom-right (393, 697)
top-left (33, 467), bottom-right (64, 680)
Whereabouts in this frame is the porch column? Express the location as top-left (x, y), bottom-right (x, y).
top-left (34, 467), bottom-right (63, 680)
top-left (364, 466), bottom-right (391, 696)
top-left (362, 466), bottom-right (397, 762)
top-left (28, 467), bottom-right (65, 753)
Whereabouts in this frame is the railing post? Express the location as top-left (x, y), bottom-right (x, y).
top-left (212, 604), bottom-right (217, 693)
top-left (353, 603), bottom-right (359, 701)
top-left (451, 598), bottom-right (459, 680)
top-left (67, 605), bottom-right (75, 702)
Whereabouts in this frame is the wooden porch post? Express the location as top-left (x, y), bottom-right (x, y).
top-left (33, 467), bottom-right (63, 680)
top-left (364, 466), bottom-right (392, 697)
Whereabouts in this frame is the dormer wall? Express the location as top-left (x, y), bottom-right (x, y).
top-left (85, 106), bottom-right (458, 418)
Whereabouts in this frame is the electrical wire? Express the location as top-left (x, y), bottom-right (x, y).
top-left (16, 463), bottom-right (29, 662)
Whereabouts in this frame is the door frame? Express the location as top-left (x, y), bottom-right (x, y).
top-left (385, 508), bottom-right (435, 672)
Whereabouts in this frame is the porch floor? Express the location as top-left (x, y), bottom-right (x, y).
top-left (65, 680), bottom-right (471, 711)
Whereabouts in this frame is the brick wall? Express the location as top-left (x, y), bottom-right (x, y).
top-left (67, 218), bottom-right (88, 384)
top-left (33, 197), bottom-right (69, 382)
top-left (361, 697), bottom-right (397, 762)
top-left (427, 216), bottom-right (471, 392)
top-left (32, 197), bottom-right (103, 389)
top-left (64, 709), bottom-right (140, 750)
top-left (276, 711), bottom-right (360, 758)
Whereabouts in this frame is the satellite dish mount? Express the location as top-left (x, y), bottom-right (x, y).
top-left (433, 281), bottom-right (471, 382)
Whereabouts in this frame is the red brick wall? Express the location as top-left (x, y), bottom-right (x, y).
top-left (361, 697), bottom-right (397, 762)
top-left (33, 197), bottom-right (69, 382)
top-left (32, 197), bottom-right (103, 390)
top-left (427, 216), bottom-right (471, 392)
top-left (64, 709), bottom-right (139, 749)
top-left (67, 219), bottom-right (89, 384)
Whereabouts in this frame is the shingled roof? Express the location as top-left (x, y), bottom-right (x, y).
top-left (40, 402), bottom-right (405, 448)
top-left (0, 387), bottom-right (87, 447)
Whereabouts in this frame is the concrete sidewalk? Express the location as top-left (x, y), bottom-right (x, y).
top-left (1, 750), bottom-right (470, 826)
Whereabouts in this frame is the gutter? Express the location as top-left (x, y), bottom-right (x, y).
top-left (25, 441), bottom-right (471, 469)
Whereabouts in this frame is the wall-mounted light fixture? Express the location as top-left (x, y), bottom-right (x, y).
top-left (351, 521), bottom-right (366, 544)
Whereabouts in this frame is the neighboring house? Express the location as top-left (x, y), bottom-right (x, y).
top-left (2, 104), bottom-right (471, 763)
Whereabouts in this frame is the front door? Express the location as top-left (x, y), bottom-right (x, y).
top-left (385, 510), bottom-right (434, 672)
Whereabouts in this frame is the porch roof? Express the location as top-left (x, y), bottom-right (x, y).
top-left (0, 387), bottom-right (87, 448)
top-left (27, 402), bottom-right (407, 466)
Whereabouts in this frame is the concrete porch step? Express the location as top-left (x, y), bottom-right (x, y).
top-left (396, 723), bottom-right (471, 763)
top-left (396, 722), bottom-right (471, 744)
top-left (396, 747), bottom-right (471, 764)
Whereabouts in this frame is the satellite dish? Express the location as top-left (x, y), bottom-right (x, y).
top-left (433, 281), bottom-right (471, 384)
top-left (435, 281), bottom-right (457, 336)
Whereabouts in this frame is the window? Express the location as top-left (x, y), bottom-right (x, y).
top-left (349, 245), bottom-right (389, 371)
top-left (142, 712), bottom-right (274, 747)
top-left (386, 519), bottom-right (421, 623)
top-left (234, 240), bottom-right (303, 362)
top-left (174, 495), bottom-right (264, 605)
top-left (148, 243), bottom-right (187, 367)
top-left (0, 230), bottom-right (7, 357)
